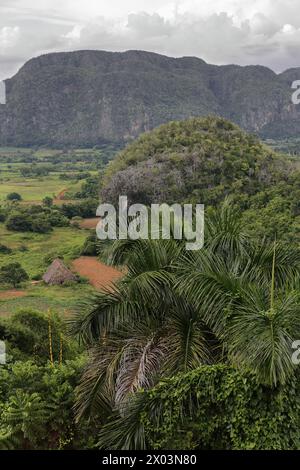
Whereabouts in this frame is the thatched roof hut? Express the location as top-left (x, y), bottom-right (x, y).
top-left (43, 258), bottom-right (77, 285)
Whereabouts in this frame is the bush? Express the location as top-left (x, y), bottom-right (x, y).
top-left (60, 198), bottom-right (98, 219)
top-left (81, 233), bottom-right (98, 256)
top-left (6, 213), bottom-right (32, 232)
top-left (0, 309), bottom-right (77, 364)
top-left (42, 196), bottom-right (53, 207)
top-left (6, 193), bottom-right (22, 201)
top-left (30, 216), bottom-right (52, 234)
top-left (46, 210), bottom-right (69, 227)
top-left (0, 263), bottom-right (29, 287)
top-left (0, 210), bottom-right (6, 223)
top-left (0, 319), bottom-right (36, 360)
top-left (77, 275), bottom-right (89, 284)
top-left (0, 244), bottom-right (12, 254)
top-left (106, 365), bottom-right (300, 450)
top-left (0, 358), bottom-right (98, 449)
top-left (5, 206), bottom-right (67, 233)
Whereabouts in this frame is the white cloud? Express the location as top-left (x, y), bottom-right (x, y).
top-left (0, 26), bottom-right (20, 50)
top-left (63, 24), bottom-right (83, 41)
top-left (0, 0), bottom-right (300, 80)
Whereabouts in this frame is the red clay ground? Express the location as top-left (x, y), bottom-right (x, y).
top-left (0, 290), bottom-right (27, 300)
top-left (79, 218), bottom-right (100, 229)
top-left (72, 256), bottom-right (123, 290)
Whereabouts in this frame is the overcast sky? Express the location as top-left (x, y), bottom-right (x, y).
top-left (1, 0), bottom-right (300, 80)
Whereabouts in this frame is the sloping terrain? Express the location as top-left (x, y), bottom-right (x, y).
top-left (0, 49), bottom-right (300, 146)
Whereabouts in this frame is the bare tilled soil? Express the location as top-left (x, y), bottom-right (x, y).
top-left (0, 290), bottom-right (27, 300)
top-left (79, 218), bottom-right (100, 229)
top-left (72, 256), bottom-right (123, 290)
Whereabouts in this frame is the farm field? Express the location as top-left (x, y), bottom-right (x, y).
top-left (0, 147), bottom-right (108, 202)
top-left (0, 223), bottom-right (93, 316)
top-left (0, 224), bottom-right (88, 277)
top-left (72, 256), bottom-right (123, 290)
top-left (0, 283), bottom-right (94, 317)
top-left (0, 176), bottom-right (82, 202)
top-left (0, 145), bottom-right (120, 318)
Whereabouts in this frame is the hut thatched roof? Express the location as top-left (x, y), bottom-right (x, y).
top-left (43, 258), bottom-right (77, 285)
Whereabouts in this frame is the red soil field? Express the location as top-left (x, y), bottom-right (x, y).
top-left (0, 290), bottom-right (27, 300)
top-left (79, 218), bottom-right (100, 229)
top-left (72, 256), bottom-right (123, 290)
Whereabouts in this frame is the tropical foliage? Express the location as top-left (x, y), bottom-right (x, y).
top-left (1, 119), bottom-right (300, 450)
top-left (97, 365), bottom-right (300, 450)
top-left (70, 201), bottom-right (300, 448)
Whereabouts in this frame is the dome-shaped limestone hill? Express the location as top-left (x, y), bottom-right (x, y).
top-left (101, 116), bottom-right (292, 207)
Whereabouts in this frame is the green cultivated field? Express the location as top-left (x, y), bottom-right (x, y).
top-left (0, 147), bottom-right (106, 202)
top-left (0, 283), bottom-right (94, 317)
top-left (0, 175), bottom-right (82, 201)
top-left (0, 145), bottom-right (118, 317)
top-left (0, 224), bottom-right (87, 277)
top-left (0, 223), bottom-right (94, 316)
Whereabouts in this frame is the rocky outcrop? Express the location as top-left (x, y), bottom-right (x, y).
top-left (0, 50), bottom-right (299, 146)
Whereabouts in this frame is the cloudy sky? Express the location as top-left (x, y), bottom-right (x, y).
top-left (0, 0), bottom-right (300, 80)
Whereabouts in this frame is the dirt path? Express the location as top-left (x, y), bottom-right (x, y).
top-left (0, 290), bottom-right (27, 300)
top-left (79, 218), bottom-right (100, 229)
top-left (54, 188), bottom-right (67, 203)
top-left (72, 256), bottom-right (123, 290)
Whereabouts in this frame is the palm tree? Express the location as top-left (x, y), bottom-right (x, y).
top-left (70, 201), bottom-right (300, 423)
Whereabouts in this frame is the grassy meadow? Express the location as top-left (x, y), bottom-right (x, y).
top-left (0, 147), bottom-right (103, 202)
top-left (0, 145), bottom-right (117, 317)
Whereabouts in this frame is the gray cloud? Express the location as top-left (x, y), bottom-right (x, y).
top-left (1, 1), bottom-right (300, 80)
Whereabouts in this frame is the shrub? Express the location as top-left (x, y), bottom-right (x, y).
top-left (0, 309), bottom-right (77, 364)
top-left (0, 358), bottom-right (98, 449)
top-left (0, 210), bottom-right (6, 223)
top-left (6, 193), bottom-right (22, 201)
top-left (0, 263), bottom-right (29, 287)
top-left (6, 213), bottom-right (32, 232)
top-left (46, 210), bottom-right (69, 227)
top-left (0, 244), bottom-right (12, 254)
top-left (81, 233), bottom-right (98, 256)
top-left (106, 365), bottom-right (300, 450)
top-left (42, 196), bottom-right (53, 207)
top-left (30, 216), bottom-right (52, 234)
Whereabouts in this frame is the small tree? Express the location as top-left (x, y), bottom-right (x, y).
top-left (0, 263), bottom-right (29, 287)
top-left (0, 244), bottom-right (12, 254)
top-left (6, 193), bottom-right (22, 202)
top-left (42, 197), bottom-right (53, 208)
top-left (0, 210), bottom-right (6, 223)
top-left (6, 213), bottom-right (32, 232)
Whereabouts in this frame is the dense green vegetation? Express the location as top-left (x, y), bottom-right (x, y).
top-left (0, 146), bottom-right (117, 202)
top-left (1, 118), bottom-right (300, 450)
top-left (102, 116), bottom-right (300, 242)
top-left (0, 146), bottom-right (102, 311)
top-left (66, 202), bottom-right (300, 450)
top-left (98, 365), bottom-right (300, 450)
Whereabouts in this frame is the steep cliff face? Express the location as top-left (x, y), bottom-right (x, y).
top-left (0, 50), bottom-right (299, 146)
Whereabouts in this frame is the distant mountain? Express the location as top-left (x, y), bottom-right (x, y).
top-left (0, 50), bottom-right (300, 147)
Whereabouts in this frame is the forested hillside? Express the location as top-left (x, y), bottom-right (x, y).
top-left (1, 50), bottom-right (300, 146)
top-left (102, 116), bottom-right (300, 242)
